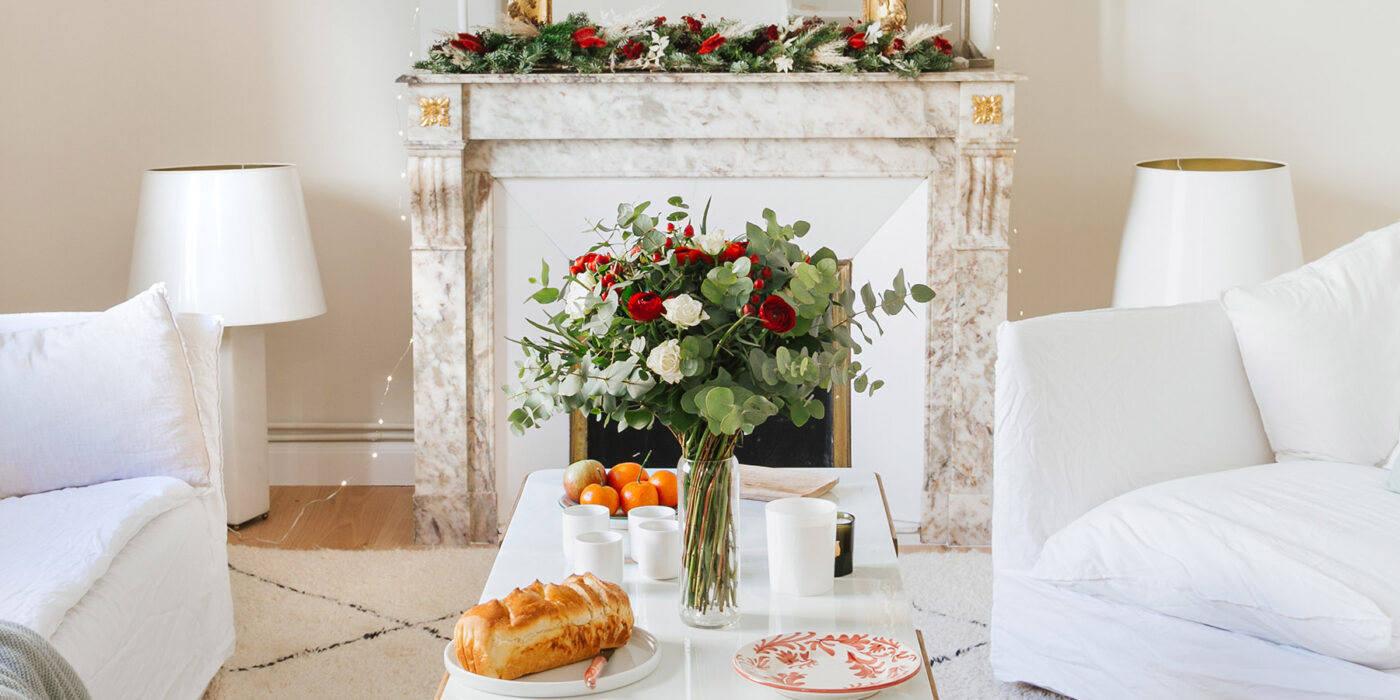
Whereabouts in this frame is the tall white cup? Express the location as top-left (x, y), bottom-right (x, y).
top-left (634, 519), bottom-right (680, 580)
top-left (765, 497), bottom-right (837, 596)
top-left (572, 530), bottom-right (625, 584)
top-left (561, 504), bottom-right (610, 563)
top-left (627, 505), bottom-right (675, 560)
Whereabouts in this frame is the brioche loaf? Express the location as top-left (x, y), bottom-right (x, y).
top-left (453, 573), bottom-right (633, 680)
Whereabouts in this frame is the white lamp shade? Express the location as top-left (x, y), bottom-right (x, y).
top-left (129, 164), bottom-right (326, 326)
top-left (1113, 158), bottom-right (1303, 308)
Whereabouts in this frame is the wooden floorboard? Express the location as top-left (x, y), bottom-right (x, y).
top-left (226, 485), bottom-right (415, 550)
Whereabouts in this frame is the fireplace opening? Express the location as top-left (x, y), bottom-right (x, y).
top-left (569, 261), bottom-right (853, 469)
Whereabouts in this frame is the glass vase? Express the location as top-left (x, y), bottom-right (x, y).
top-left (677, 438), bottom-right (741, 629)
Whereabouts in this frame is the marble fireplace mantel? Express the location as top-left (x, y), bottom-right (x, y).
top-left (397, 70), bottom-right (1022, 545)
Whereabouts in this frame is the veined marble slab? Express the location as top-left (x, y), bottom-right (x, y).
top-left (398, 71), bottom-right (1022, 545)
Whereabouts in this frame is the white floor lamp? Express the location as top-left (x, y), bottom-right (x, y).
top-left (129, 164), bottom-right (326, 526)
top-left (1113, 157), bottom-right (1304, 308)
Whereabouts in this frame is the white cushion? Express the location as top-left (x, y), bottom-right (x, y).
top-left (0, 286), bottom-right (212, 498)
top-left (0, 476), bottom-right (195, 638)
top-left (1029, 461), bottom-right (1400, 668)
top-left (1221, 222), bottom-right (1400, 466)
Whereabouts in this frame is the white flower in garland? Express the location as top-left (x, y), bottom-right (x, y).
top-left (629, 336), bottom-right (646, 355)
top-left (662, 294), bottom-right (709, 328)
top-left (644, 31), bottom-right (670, 68)
top-left (692, 228), bottom-right (729, 256)
top-left (864, 21), bottom-right (884, 46)
top-left (646, 339), bottom-right (685, 384)
top-left (774, 55), bottom-right (794, 73)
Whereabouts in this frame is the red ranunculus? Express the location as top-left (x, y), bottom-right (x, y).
top-left (619, 39), bottom-right (644, 60)
top-left (672, 247), bottom-right (714, 266)
top-left (765, 25), bottom-right (780, 41)
top-left (572, 27), bottom-right (607, 49)
top-left (450, 32), bottom-right (486, 53)
top-left (759, 296), bottom-right (796, 333)
top-left (847, 32), bottom-right (868, 50)
top-left (698, 34), bottom-right (727, 54)
top-left (683, 15), bottom-right (702, 32)
top-left (933, 36), bottom-right (953, 55)
top-left (718, 241), bottom-right (748, 263)
top-left (627, 292), bottom-right (664, 322)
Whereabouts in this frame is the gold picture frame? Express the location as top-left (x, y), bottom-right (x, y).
top-left (505, 1), bottom-right (907, 28)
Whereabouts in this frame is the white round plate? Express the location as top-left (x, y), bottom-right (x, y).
top-left (444, 627), bottom-right (660, 698)
top-left (557, 495), bottom-right (629, 529)
top-left (732, 632), bottom-right (922, 700)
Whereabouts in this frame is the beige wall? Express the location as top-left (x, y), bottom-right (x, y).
top-left (3, 1), bottom-right (1398, 478)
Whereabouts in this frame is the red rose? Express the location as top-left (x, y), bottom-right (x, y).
top-left (683, 224), bottom-right (694, 237)
top-left (758, 296), bottom-right (796, 333)
top-left (683, 16), bottom-right (702, 32)
top-left (765, 25), bottom-right (780, 41)
top-left (889, 38), bottom-right (906, 53)
top-left (933, 36), bottom-right (953, 55)
top-left (572, 27), bottom-right (607, 49)
top-left (718, 241), bottom-right (748, 263)
top-left (841, 26), bottom-right (856, 37)
top-left (627, 292), bottom-right (664, 322)
top-left (847, 32), bottom-right (868, 50)
top-left (450, 32), bottom-right (486, 53)
top-left (698, 34), bottom-right (726, 54)
top-left (619, 39), bottom-right (644, 60)
top-left (654, 16), bottom-right (667, 28)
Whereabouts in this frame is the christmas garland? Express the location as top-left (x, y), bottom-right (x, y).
top-left (414, 13), bottom-right (955, 77)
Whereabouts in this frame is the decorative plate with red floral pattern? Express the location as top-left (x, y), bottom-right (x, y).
top-left (732, 632), bottom-right (923, 699)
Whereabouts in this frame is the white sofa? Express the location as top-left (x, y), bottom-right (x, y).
top-left (989, 298), bottom-right (1400, 699)
top-left (0, 309), bottom-right (235, 699)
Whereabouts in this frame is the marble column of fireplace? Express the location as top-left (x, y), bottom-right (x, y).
top-left (398, 72), bottom-right (1021, 545)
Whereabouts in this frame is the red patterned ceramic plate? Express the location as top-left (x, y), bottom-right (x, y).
top-left (732, 632), bottom-right (923, 699)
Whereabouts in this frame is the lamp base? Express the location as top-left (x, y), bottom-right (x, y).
top-left (220, 326), bottom-right (271, 526)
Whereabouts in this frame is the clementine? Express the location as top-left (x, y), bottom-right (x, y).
top-left (579, 483), bottom-right (620, 516)
top-left (607, 461), bottom-right (648, 492)
top-left (620, 481), bottom-right (660, 514)
top-left (647, 470), bottom-right (679, 508)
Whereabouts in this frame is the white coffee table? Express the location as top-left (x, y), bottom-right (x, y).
top-left (436, 469), bottom-right (938, 699)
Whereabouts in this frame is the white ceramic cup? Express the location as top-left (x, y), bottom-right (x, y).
top-left (627, 505), bottom-right (676, 560)
top-left (634, 519), bottom-right (680, 580)
top-left (765, 497), bottom-right (837, 596)
top-left (572, 530), bottom-right (625, 584)
top-left (561, 504), bottom-right (610, 563)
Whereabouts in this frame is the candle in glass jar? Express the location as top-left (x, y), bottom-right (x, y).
top-left (835, 511), bottom-right (855, 577)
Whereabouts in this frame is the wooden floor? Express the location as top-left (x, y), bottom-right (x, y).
top-left (226, 485), bottom-right (415, 549)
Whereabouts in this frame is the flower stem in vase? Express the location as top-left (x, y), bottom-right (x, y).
top-left (678, 430), bottom-right (741, 629)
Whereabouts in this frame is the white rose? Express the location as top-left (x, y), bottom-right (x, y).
top-left (646, 339), bottom-right (685, 384)
top-left (692, 228), bottom-right (729, 256)
top-left (662, 294), bottom-right (710, 328)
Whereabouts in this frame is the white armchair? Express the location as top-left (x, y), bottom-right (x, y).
top-left (990, 301), bottom-right (1400, 699)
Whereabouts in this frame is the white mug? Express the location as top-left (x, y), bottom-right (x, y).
top-left (627, 505), bottom-right (675, 560)
top-left (561, 504), bottom-right (611, 563)
top-left (634, 519), bottom-right (680, 580)
top-left (765, 497), bottom-right (837, 596)
top-left (572, 530), bottom-right (625, 584)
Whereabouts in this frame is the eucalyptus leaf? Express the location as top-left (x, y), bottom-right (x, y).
top-left (911, 284), bottom-right (936, 303)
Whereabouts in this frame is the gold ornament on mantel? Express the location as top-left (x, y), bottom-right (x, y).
top-left (504, 1), bottom-right (907, 27)
top-left (972, 94), bottom-right (1003, 125)
top-left (418, 97), bottom-right (451, 127)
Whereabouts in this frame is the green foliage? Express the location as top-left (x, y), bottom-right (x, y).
top-left (504, 196), bottom-right (936, 441)
top-left (413, 15), bottom-right (956, 77)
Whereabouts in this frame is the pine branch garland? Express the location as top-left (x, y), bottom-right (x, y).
top-left (416, 13), bottom-right (955, 77)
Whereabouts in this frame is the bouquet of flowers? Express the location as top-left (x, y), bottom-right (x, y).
top-left (509, 197), bottom-right (932, 627)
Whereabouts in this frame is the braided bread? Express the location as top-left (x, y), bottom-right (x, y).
top-left (453, 573), bottom-right (633, 680)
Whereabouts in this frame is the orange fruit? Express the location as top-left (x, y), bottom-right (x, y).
top-left (607, 462), bottom-right (648, 492)
top-left (620, 481), bottom-right (660, 514)
top-left (648, 470), bottom-right (678, 508)
top-left (579, 483), bottom-right (620, 516)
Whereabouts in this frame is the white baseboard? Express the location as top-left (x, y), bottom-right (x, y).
top-left (268, 441), bottom-right (414, 486)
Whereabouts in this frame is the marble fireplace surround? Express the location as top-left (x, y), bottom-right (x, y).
top-left (398, 71), bottom-right (1021, 545)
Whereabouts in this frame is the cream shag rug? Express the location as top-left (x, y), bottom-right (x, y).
top-left (204, 545), bottom-right (1057, 700)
